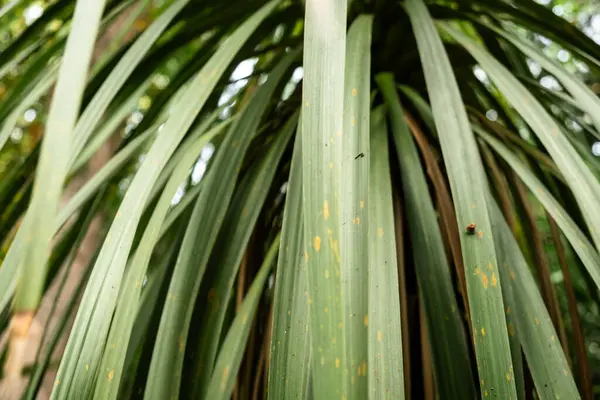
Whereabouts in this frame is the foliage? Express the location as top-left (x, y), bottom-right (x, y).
top-left (0, 0), bottom-right (600, 399)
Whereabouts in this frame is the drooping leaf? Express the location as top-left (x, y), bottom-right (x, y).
top-left (367, 106), bottom-right (405, 399)
top-left (340, 15), bottom-right (372, 399)
top-left (204, 234), bottom-right (280, 400)
top-left (268, 133), bottom-right (311, 400)
top-left (144, 39), bottom-right (296, 400)
top-left (444, 24), bottom-right (600, 253)
top-left (488, 200), bottom-right (580, 399)
top-left (406, 1), bottom-right (516, 396)
top-left (188, 111), bottom-right (298, 397)
top-left (52, 3), bottom-right (280, 397)
top-left (301, 0), bottom-right (348, 398)
top-left (377, 73), bottom-right (476, 399)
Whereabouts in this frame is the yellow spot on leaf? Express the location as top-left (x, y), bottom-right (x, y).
top-left (488, 263), bottom-right (493, 270)
top-left (357, 361), bottom-right (367, 376)
top-left (336, 358), bottom-right (341, 368)
top-left (351, 118), bottom-right (356, 126)
top-left (551, 335), bottom-right (556, 342)
top-left (330, 162), bottom-right (334, 169)
top-left (360, 200), bottom-right (364, 208)
top-left (484, 390), bottom-right (489, 397)
top-left (352, 216), bottom-right (360, 225)
top-left (363, 315), bottom-right (368, 326)
top-left (305, 101), bottom-right (310, 108)
top-left (325, 270), bottom-right (329, 279)
top-left (377, 330), bottom-right (382, 342)
top-left (481, 379), bottom-right (485, 386)
top-left (55, 380), bottom-right (60, 387)
top-left (377, 228), bottom-right (383, 237)
top-left (352, 88), bottom-right (357, 96)
top-left (535, 317), bottom-right (540, 325)
top-left (85, 364), bottom-right (89, 371)
top-left (510, 269), bottom-right (516, 281)
top-left (506, 373), bottom-right (511, 382)
top-left (491, 273), bottom-right (497, 287)
top-left (477, 231), bottom-right (483, 239)
top-left (324, 201), bottom-right (330, 220)
top-left (508, 323), bottom-right (515, 337)
top-left (324, 307), bottom-right (329, 313)
top-left (314, 236), bottom-right (321, 252)
top-left (108, 370), bottom-right (114, 381)
top-left (482, 273), bottom-right (489, 288)
top-left (308, 297), bottom-right (313, 304)
top-left (481, 327), bottom-right (486, 336)
top-left (475, 267), bottom-right (481, 276)
top-left (563, 369), bottom-right (568, 375)
top-left (304, 252), bottom-right (309, 262)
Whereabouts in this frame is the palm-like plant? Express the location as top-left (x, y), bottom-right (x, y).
top-left (0, 0), bottom-right (599, 398)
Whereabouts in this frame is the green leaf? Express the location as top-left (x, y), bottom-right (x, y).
top-left (340, 15), bottom-right (372, 399)
top-left (474, 126), bottom-right (600, 292)
top-left (16, 0), bottom-right (107, 311)
top-left (301, 0), bottom-right (347, 397)
top-left (405, 1), bottom-right (516, 397)
top-left (367, 106), bottom-right (405, 399)
top-left (94, 118), bottom-right (231, 399)
top-left (444, 24), bottom-right (600, 254)
top-left (0, 63), bottom-right (57, 151)
top-left (204, 234), bottom-right (280, 400)
top-left (144, 39), bottom-right (295, 400)
top-left (488, 200), bottom-right (580, 399)
top-left (68, 0), bottom-right (190, 165)
top-left (51, 2), bottom-right (280, 396)
top-left (377, 73), bottom-right (476, 399)
top-left (268, 133), bottom-right (311, 400)
top-left (188, 111), bottom-right (298, 397)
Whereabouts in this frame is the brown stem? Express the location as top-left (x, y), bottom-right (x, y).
top-left (393, 191), bottom-right (411, 400)
top-left (548, 216), bottom-right (592, 400)
top-left (512, 179), bottom-right (568, 352)
top-left (420, 301), bottom-right (435, 400)
top-left (404, 112), bottom-right (471, 331)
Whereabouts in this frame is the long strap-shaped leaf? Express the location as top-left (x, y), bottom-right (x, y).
top-left (15, 0), bottom-right (106, 312)
top-left (189, 111), bottom-right (298, 397)
top-left (268, 133), bottom-right (311, 400)
top-left (405, 1), bottom-right (517, 397)
top-left (368, 106), bottom-right (404, 399)
top-left (480, 22), bottom-right (600, 137)
top-left (340, 15), bottom-right (372, 399)
top-left (144, 41), bottom-right (295, 400)
top-left (443, 24), bottom-right (600, 254)
top-left (204, 234), bottom-right (280, 400)
top-left (51, 3), bottom-right (279, 398)
top-left (488, 200), bottom-right (580, 399)
top-left (68, 0), bottom-right (189, 166)
top-left (301, 0), bottom-right (347, 398)
top-left (95, 118), bottom-right (231, 400)
top-left (475, 127), bottom-right (600, 291)
top-left (377, 74), bottom-right (476, 399)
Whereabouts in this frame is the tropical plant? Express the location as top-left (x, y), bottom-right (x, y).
top-left (0, 0), bottom-right (599, 399)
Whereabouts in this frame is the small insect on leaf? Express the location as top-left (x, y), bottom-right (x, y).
top-left (355, 153), bottom-right (364, 159)
top-left (466, 223), bottom-right (476, 235)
